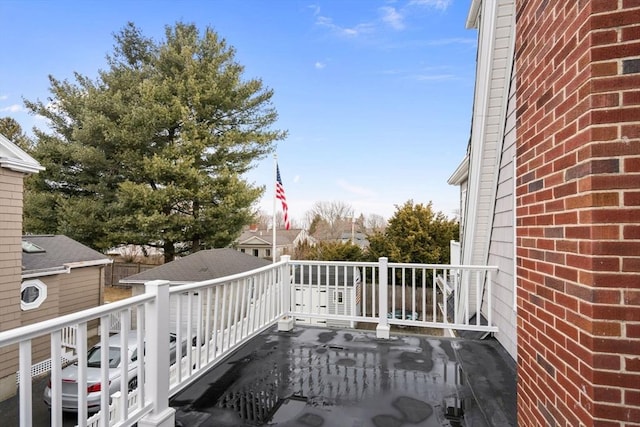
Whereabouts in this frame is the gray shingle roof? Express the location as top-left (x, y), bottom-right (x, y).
top-left (121, 248), bottom-right (271, 284)
top-left (22, 235), bottom-right (111, 274)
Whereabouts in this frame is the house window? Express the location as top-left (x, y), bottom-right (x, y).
top-left (240, 248), bottom-right (245, 253)
top-left (266, 249), bottom-right (271, 257)
top-left (253, 249), bottom-right (259, 257)
top-left (334, 291), bottom-right (344, 304)
top-left (21, 279), bottom-right (47, 310)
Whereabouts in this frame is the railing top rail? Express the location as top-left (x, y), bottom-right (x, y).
top-left (386, 263), bottom-right (499, 271)
top-left (169, 259), bottom-right (288, 295)
top-left (288, 260), bottom-right (379, 267)
top-left (0, 293), bottom-right (153, 348)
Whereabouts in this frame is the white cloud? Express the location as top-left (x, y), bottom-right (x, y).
top-left (413, 73), bottom-right (455, 81)
top-left (315, 61), bottom-right (326, 69)
top-left (315, 15), bottom-right (374, 38)
top-left (336, 179), bottom-right (377, 198)
top-left (0, 104), bottom-right (23, 113)
top-left (308, 4), bottom-right (320, 16)
top-left (380, 6), bottom-right (405, 30)
top-left (408, 0), bottom-right (452, 10)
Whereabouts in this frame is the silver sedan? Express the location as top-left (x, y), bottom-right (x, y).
top-left (43, 331), bottom-right (184, 413)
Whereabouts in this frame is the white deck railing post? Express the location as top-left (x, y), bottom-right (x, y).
top-left (139, 280), bottom-right (175, 427)
top-left (278, 255), bottom-right (294, 331)
top-left (376, 257), bottom-right (390, 339)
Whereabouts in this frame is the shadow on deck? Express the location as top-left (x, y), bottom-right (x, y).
top-left (170, 325), bottom-right (516, 427)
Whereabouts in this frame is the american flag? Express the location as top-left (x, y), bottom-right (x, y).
top-left (276, 164), bottom-right (290, 230)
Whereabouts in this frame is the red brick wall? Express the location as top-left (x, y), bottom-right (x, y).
top-left (515, 1), bottom-right (640, 426)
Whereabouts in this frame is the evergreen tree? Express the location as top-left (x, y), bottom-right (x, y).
top-left (24, 22), bottom-right (286, 261)
top-left (367, 200), bottom-right (459, 264)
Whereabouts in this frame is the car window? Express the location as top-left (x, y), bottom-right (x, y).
top-left (87, 346), bottom-right (121, 368)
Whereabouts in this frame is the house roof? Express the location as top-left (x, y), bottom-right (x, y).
top-left (22, 235), bottom-right (112, 277)
top-left (0, 133), bottom-right (43, 174)
top-left (236, 228), bottom-right (303, 246)
top-left (120, 248), bottom-right (271, 285)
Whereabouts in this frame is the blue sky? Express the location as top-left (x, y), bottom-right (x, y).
top-left (0, 0), bottom-right (477, 225)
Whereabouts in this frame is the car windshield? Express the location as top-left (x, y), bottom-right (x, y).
top-left (87, 346), bottom-right (122, 368)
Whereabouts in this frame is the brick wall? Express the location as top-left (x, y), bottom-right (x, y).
top-left (515, 1), bottom-right (640, 426)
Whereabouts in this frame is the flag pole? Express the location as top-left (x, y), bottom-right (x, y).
top-left (272, 154), bottom-right (277, 263)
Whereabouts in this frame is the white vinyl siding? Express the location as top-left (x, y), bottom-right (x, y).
top-left (486, 63), bottom-right (517, 360)
top-left (461, 0), bottom-right (515, 325)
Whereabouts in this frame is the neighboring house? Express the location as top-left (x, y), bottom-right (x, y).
top-left (0, 134), bottom-right (111, 400)
top-left (21, 235), bottom-right (113, 319)
top-left (234, 227), bottom-right (313, 261)
top-left (121, 248), bottom-right (271, 331)
top-left (338, 231), bottom-right (369, 249)
top-left (0, 133), bottom-right (43, 399)
top-left (451, 1), bottom-right (639, 426)
top-left (292, 265), bottom-right (362, 329)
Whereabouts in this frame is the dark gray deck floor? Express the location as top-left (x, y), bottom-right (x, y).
top-left (171, 326), bottom-right (517, 427)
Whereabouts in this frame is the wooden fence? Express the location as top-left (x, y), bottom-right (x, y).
top-left (104, 262), bottom-right (157, 287)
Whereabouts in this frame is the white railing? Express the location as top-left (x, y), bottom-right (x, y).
top-left (287, 259), bottom-right (498, 337)
top-left (0, 256), bottom-right (497, 427)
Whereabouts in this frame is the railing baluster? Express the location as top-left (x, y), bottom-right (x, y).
top-left (233, 279), bottom-right (241, 345)
top-left (136, 304), bottom-right (145, 410)
top-left (195, 290), bottom-right (203, 369)
top-left (77, 322), bottom-right (88, 427)
top-left (411, 267), bottom-right (416, 320)
top-left (421, 268), bottom-right (426, 322)
top-left (175, 293), bottom-right (183, 382)
top-left (391, 266), bottom-right (396, 319)
top-left (461, 270), bottom-right (471, 325)
top-left (487, 270), bottom-right (493, 327)
top-left (220, 284), bottom-right (228, 353)
top-left (240, 279), bottom-right (248, 340)
top-left (99, 316), bottom-right (109, 426)
top-left (476, 271), bottom-right (481, 326)
top-left (186, 291), bottom-right (194, 369)
top-left (213, 286), bottom-right (220, 359)
top-left (376, 257), bottom-right (389, 338)
top-left (439, 268), bottom-right (446, 325)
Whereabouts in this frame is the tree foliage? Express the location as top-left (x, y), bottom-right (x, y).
top-left (0, 117), bottom-right (33, 151)
top-left (295, 240), bottom-right (364, 262)
top-left (23, 22), bottom-right (286, 262)
top-left (367, 200), bottom-right (458, 264)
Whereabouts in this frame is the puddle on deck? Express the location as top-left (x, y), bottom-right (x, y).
top-left (172, 327), bottom-right (487, 427)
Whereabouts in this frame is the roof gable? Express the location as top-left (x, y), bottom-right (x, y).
top-left (236, 228), bottom-right (304, 246)
top-left (238, 235), bottom-right (271, 246)
top-left (0, 133), bottom-right (43, 174)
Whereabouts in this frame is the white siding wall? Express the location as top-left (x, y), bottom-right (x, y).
top-left (461, 0), bottom-right (515, 328)
top-left (486, 65), bottom-right (517, 359)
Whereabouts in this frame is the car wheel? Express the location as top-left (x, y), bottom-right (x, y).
top-left (128, 377), bottom-right (137, 391)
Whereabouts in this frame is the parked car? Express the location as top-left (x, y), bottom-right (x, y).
top-left (43, 331), bottom-right (187, 413)
top-left (387, 309), bottom-right (420, 321)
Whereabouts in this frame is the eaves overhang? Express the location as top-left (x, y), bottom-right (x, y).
top-left (448, 155), bottom-right (470, 186)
